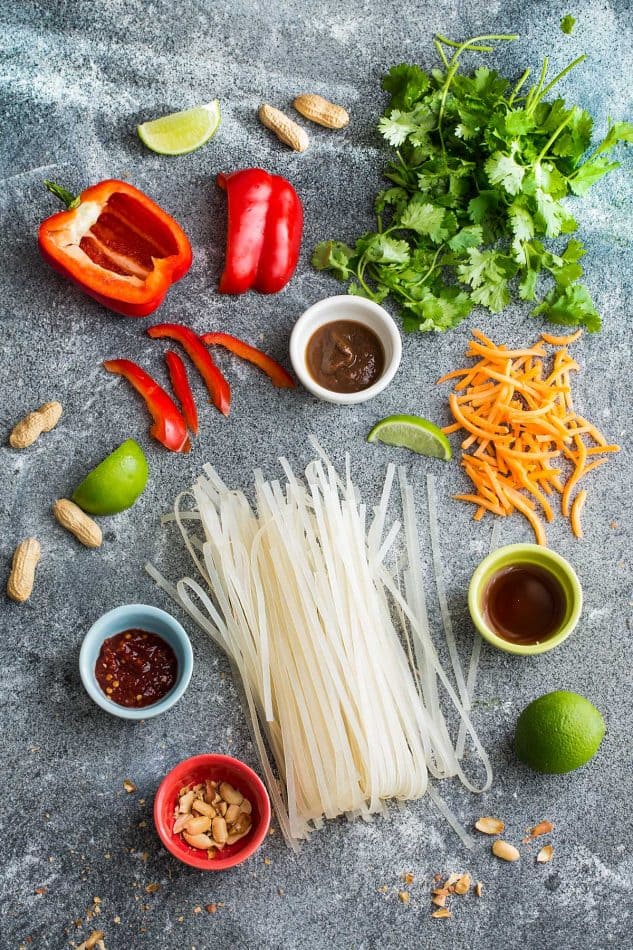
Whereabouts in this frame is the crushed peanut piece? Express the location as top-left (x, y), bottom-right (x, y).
top-left (398, 891), bottom-right (410, 905)
top-left (193, 906), bottom-right (202, 914)
top-left (263, 857), bottom-right (272, 866)
top-left (536, 845), bottom-right (554, 863)
top-left (526, 820), bottom-right (554, 840)
top-left (123, 779), bottom-right (137, 794)
top-left (431, 894), bottom-right (447, 908)
top-left (453, 873), bottom-right (471, 895)
top-left (145, 884), bottom-right (160, 893)
top-left (78, 932), bottom-right (105, 950)
top-left (475, 816), bottom-right (505, 835)
top-left (443, 872), bottom-right (461, 889)
top-left (431, 908), bottom-right (452, 919)
top-left (475, 881), bottom-right (483, 897)
top-left (492, 840), bottom-right (520, 862)
top-left (205, 904), bottom-right (217, 914)
top-left (402, 871), bottom-right (414, 886)
top-left (113, 918), bottom-right (121, 925)
top-left (34, 887), bottom-right (47, 895)
top-left (377, 885), bottom-right (389, 894)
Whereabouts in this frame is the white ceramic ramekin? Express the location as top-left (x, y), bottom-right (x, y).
top-left (289, 295), bottom-right (402, 404)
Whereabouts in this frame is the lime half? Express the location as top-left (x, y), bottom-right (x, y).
top-left (137, 101), bottom-right (221, 155)
top-left (72, 439), bottom-right (149, 515)
top-left (367, 414), bottom-right (452, 460)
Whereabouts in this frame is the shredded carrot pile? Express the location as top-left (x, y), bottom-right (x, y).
top-left (437, 329), bottom-right (620, 545)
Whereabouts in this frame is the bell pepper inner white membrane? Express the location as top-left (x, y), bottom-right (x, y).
top-left (147, 439), bottom-right (492, 849)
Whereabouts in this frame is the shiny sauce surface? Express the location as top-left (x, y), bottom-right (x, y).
top-left (95, 629), bottom-right (177, 708)
top-left (306, 320), bottom-right (385, 393)
top-left (483, 564), bottom-right (566, 645)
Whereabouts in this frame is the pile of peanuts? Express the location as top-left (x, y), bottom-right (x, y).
top-left (173, 779), bottom-right (252, 859)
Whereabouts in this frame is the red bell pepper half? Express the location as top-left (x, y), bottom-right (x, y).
top-left (103, 358), bottom-right (190, 452)
top-left (39, 180), bottom-right (192, 317)
top-left (147, 323), bottom-right (231, 416)
top-left (217, 168), bottom-right (302, 295)
top-left (165, 350), bottom-right (199, 435)
top-left (201, 333), bottom-right (295, 388)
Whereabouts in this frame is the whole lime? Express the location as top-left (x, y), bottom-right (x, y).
top-left (515, 690), bottom-right (605, 774)
top-left (72, 439), bottom-right (149, 515)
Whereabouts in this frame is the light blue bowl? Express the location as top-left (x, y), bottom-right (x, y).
top-left (79, 604), bottom-right (193, 720)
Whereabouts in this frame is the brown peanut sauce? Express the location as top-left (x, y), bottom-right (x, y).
top-left (306, 320), bottom-right (385, 393)
top-left (95, 628), bottom-right (177, 708)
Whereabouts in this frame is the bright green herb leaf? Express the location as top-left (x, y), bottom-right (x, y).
top-left (560, 14), bottom-right (576, 34)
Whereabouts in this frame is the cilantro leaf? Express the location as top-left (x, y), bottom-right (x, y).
top-left (484, 147), bottom-right (526, 195)
top-left (312, 241), bottom-right (356, 279)
top-left (448, 225), bottom-right (484, 252)
top-left (532, 283), bottom-right (601, 330)
top-left (382, 63), bottom-right (431, 111)
top-left (398, 198), bottom-right (451, 242)
top-left (560, 14), bottom-right (576, 34)
top-left (363, 234), bottom-right (410, 264)
top-left (569, 157), bottom-right (621, 195)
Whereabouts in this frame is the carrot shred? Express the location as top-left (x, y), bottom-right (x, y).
top-left (570, 489), bottom-right (587, 538)
top-left (439, 330), bottom-right (619, 544)
top-left (541, 329), bottom-right (583, 346)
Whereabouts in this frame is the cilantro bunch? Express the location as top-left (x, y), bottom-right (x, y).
top-left (313, 33), bottom-right (632, 332)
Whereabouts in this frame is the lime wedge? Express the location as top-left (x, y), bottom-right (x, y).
top-left (72, 439), bottom-right (149, 515)
top-left (367, 414), bottom-right (452, 460)
top-left (137, 101), bottom-right (221, 155)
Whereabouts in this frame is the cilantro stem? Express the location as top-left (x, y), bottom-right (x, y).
top-left (436, 34), bottom-right (519, 156)
top-left (434, 38), bottom-right (450, 69)
top-left (535, 111), bottom-right (574, 164)
top-left (508, 68), bottom-right (531, 106)
top-left (526, 57), bottom-right (549, 113)
top-left (537, 54), bottom-right (586, 101)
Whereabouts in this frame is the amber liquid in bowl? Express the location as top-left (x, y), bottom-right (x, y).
top-left (482, 563), bottom-right (566, 645)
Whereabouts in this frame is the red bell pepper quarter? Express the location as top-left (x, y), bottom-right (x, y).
top-left (201, 333), bottom-right (295, 388)
top-left (147, 323), bottom-right (231, 416)
top-left (39, 180), bottom-right (192, 317)
top-left (165, 350), bottom-right (199, 435)
top-left (103, 359), bottom-right (190, 453)
top-left (216, 168), bottom-right (302, 295)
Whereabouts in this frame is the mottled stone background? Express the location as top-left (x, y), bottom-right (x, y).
top-left (1, 1), bottom-right (631, 948)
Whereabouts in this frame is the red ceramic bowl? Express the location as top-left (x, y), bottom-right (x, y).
top-left (154, 754), bottom-right (271, 870)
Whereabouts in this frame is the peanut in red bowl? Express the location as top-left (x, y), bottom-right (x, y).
top-left (154, 754), bottom-right (271, 870)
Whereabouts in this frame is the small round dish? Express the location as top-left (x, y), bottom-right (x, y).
top-left (468, 543), bottom-right (582, 656)
top-left (154, 753), bottom-right (271, 870)
top-left (79, 604), bottom-right (193, 719)
top-left (289, 294), bottom-right (402, 404)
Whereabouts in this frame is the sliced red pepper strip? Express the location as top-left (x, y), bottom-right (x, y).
top-left (254, 175), bottom-right (303, 294)
top-left (216, 168), bottom-right (302, 295)
top-left (103, 359), bottom-right (190, 453)
top-left (39, 179), bottom-right (192, 317)
top-left (165, 350), bottom-right (199, 435)
top-left (216, 169), bottom-right (273, 294)
top-left (201, 332), bottom-right (295, 388)
top-left (147, 323), bottom-right (231, 416)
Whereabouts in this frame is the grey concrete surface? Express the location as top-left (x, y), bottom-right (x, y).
top-left (1, 1), bottom-right (632, 947)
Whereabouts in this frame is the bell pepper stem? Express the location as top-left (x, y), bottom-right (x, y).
top-left (43, 179), bottom-right (81, 209)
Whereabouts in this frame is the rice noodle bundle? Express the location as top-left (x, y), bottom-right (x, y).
top-left (147, 442), bottom-right (491, 847)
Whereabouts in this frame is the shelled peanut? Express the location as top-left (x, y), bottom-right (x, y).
top-left (173, 779), bottom-right (253, 858)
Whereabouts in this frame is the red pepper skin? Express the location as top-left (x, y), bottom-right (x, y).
top-left (39, 180), bottom-right (192, 317)
top-left (147, 323), bottom-right (231, 416)
top-left (217, 169), bottom-right (302, 295)
top-left (201, 333), bottom-right (295, 388)
top-left (103, 359), bottom-right (190, 452)
top-left (165, 350), bottom-right (199, 435)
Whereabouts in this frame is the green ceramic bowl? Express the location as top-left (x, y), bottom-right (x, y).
top-left (468, 543), bottom-right (582, 656)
